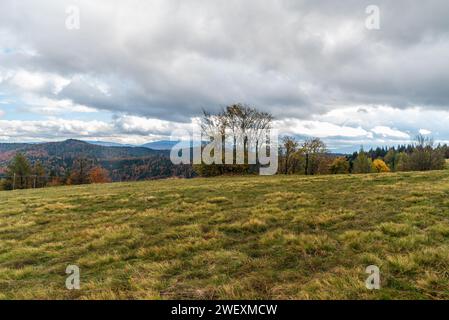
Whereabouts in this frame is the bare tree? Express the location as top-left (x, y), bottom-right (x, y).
top-left (200, 104), bottom-right (273, 166)
top-left (252, 110), bottom-right (274, 163)
top-left (281, 136), bottom-right (299, 174)
top-left (300, 138), bottom-right (327, 175)
top-left (408, 134), bottom-right (445, 171)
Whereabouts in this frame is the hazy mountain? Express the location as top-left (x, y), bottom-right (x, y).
top-left (0, 139), bottom-right (168, 164)
top-left (141, 140), bottom-right (179, 150)
top-left (0, 139), bottom-right (194, 181)
top-left (83, 140), bottom-right (135, 147)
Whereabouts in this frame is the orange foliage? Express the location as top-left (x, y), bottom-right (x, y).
top-left (89, 167), bottom-right (111, 184)
top-left (372, 159), bottom-right (390, 173)
top-left (48, 177), bottom-right (62, 187)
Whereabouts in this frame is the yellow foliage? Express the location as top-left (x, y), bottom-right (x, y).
top-left (372, 159), bottom-right (390, 173)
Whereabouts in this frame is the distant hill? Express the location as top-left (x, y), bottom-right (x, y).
top-left (83, 140), bottom-right (135, 147)
top-left (0, 139), bottom-right (167, 163)
top-left (0, 140), bottom-right (195, 181)
top-left (141, 140), bottom-right (179, 150)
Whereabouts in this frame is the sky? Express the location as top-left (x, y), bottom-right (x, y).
top-left (1, 0), bottom-right (449, 153)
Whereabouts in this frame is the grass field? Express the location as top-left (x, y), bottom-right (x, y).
top-left (1, 171), bottom-right (449, 300)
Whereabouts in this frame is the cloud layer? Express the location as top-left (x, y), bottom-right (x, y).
top-left (1, 1), bottom-right (449, 151)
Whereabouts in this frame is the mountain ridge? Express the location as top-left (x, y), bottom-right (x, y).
top-left (0, 139), bottom-right (167, 161)
top-left (0, 139), bottom-right (194, 181)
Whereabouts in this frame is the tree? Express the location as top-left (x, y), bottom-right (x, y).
top-left (89, 166), bottom-right (111, 183)
top-left (5, 153), bottom-right (31, 189)
top-left (316, 155), bottom-right (333, 175)
top-left (0, 179), bottom-right (6, 191)
top-left (372, 159), bottom-right (390, 173)
top-left (384, 149), bottom-right (399, 171)
top-left (330, 157), bottom-right (350, 174)
top-left (300, 138), bottom-right (327, 175)
top-left (407, 135), bottom-right (445, 171)
top-left (197, 104), bottom-right (274, 176)
top-left (281, 136), bottom-right (298, 174)
top-left (222, 104), bottom-right (273, 166)
top-left (68, 158), bottom-right (91, 185)
top-left (195, 110), bottom-right (227, 177)
top-left (396, 152), bottom-right (410, 171)
top-left (32, 161), bottom-right (47, 188)
top-left (353, 148), bottom-right (373, 173)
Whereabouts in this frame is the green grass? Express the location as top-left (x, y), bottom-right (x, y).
top-left (1, 171), bottom-right (449, 299)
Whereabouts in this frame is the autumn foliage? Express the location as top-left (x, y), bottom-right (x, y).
top-left (372, 159), bottom-right (390, 173)
top-left (330, 157), bottom-right (350, 174)
top-left (89, 166), bottom-right (111, 184)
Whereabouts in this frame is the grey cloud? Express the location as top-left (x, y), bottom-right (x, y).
top-left (1, 0), bottom-right (449, 122)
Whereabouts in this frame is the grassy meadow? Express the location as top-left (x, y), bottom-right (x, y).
top-left (1, 171), bottom-right (449, 299)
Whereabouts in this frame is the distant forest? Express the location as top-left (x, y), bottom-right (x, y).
top-left (0, 139), bottom-right (195, 190)
top-left (277, 134), bottom-right (448, 176)
top-left (1, 104), bottom-right (449, 191)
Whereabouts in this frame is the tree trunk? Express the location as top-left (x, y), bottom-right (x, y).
top-left (305, 153), bottom-right (309, 175)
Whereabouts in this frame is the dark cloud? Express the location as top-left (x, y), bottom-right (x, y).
top-left (1, 0), bottom-right (449, 122)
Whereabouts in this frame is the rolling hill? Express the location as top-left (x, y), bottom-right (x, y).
top-left (0, 171), bottom-right (448, 299)
top-left (0, 139), bottom-right (193, 181)
top-left (141, 140), bottom-right (180, 150)
top-left (0, 139), bottom-right (167, 163)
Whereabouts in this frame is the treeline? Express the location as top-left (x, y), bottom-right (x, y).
top-left (0, 153), bottom-right (195, 191)
top-left (100, 157), bottom-right (195, 181)
top-left (349, 135), bottom-right (448, 172)
top-left (0, 154), bottom-right (111, 190)
top-left (278, 137), bottom-right (330, 175)
top-left (195, 104), bottom-right (448, 176)
top-left (0, 152), bottom-right (196, 190)
top-left (280, 134), bottom-right (447, 175)
top-left (2, 104), bottom-right (448, 189)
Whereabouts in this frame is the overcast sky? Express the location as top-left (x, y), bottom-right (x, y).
top-left (1, 0), bottom-right (449, 152)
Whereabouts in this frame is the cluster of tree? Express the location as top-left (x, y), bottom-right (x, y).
top-left (194, 104), bottom-right (274, 176)
top-left (0, 139), bottom-right (175, 187)
top-left (348, 135), bottom-right (446, 173)
top-left (360, 142), bottom-right (449, 161)
top-left (0, 152), bottom-right (196, 191)
top-left (0, 153), bottom-right (48, 190)
top-left (278, 133), bottom-right (447, 176)
top-left (100, 157), bottom-right (195, 181)
top-left (194, 105), bottom-right (448, 177)
top-left (0, 154), bottom-right (111, 190)
top-left (278, 136), bottom-right (332, 175)
top-left (350, 151), bottom-right (391, 174)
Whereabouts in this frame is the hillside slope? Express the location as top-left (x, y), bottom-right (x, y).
top-left (0, 139), bottom-right (167, 163)
top-left (0, 139), bottom-right (194, 181)
top-left (0, 172), bottom-right (449, 299)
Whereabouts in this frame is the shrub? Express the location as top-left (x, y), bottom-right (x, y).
top-left (353, 149), bottom-right (373, 173)
top-left (372, 159), bottom-right (390, 173)
top-left (330, 157), bottom-right (350, 174)
top-left (89, 166), bottom-right (112, 183)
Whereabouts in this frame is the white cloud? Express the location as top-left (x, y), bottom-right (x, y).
top-left (114, 115), bottom-right (195, 136)
top-left (275, 119), bottom-right (371, 138)
top-left (21, 95), bottom-right (97, 115)
top-left (0, 118), bottom-right (111, 138)
top-left (419, 129), bottom-right (432, 135)
top-left (371, 126), bottom-right (410, 139)
top-left (10, 70), bottom-right (45, 91)
top-left (0, 115), bottom-right (195, 144)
